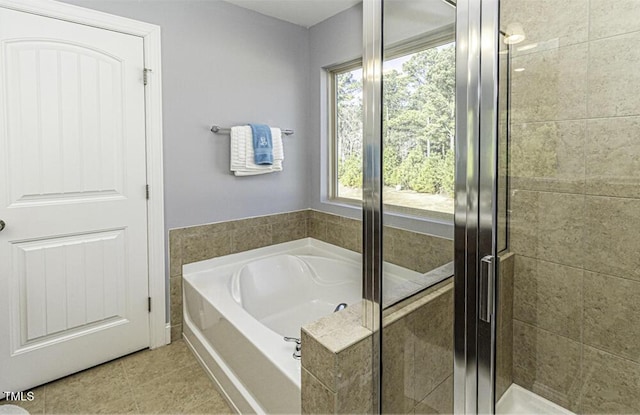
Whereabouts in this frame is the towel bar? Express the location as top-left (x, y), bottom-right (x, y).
top-left (211, 125), bottom-right (294, 136)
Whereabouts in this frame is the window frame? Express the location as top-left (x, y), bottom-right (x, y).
top-left (328, 58), bottom-right (363, 207)
top-left (327, 27), bottom-right (456, 221)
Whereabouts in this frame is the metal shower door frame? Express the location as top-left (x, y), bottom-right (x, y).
top-left (362, 0), bottom-right (383, 413)
top-left (454, 0), bottom-right (501, 413)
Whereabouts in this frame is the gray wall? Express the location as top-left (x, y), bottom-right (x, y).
top-left (61, 0), bottom-right (311, 231)
top-left (307, 4), bottom-right (363, 220)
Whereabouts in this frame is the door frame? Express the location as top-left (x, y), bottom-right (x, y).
top-left (0, 0), bottom-right (167, 349)
top-left (454, 0), bottom-right (501, 413)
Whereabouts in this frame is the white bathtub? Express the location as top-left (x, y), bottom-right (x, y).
top-left (182, 238), bottom-right (448, 414)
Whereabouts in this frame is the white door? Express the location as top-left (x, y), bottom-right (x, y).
top-left (0, 8), bottom-right (149, 394)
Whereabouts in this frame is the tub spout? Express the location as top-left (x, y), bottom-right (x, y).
top-left (284, 336), bottom-right (301, 360)
top-left (334, 303), bottom-right (348, 312)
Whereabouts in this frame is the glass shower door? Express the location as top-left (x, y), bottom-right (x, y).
top-left (457, 0), bottom-right (640, 414)
top-left (492, 0), bottom-right (640, 414)
top-left (361, 0), bottom-right (459, 412)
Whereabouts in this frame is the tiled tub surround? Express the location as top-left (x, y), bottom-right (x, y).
top-left (169, 209), bottom-right (453, 341)
top-left (182, 238), bottom-right (451, 414)
top-left (504, 1), bottom-right (640, 413)
top-left (301, 280), bottom-right (454, 414)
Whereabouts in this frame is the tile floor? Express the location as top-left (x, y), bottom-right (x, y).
top-left (1, 340), bottom-right (234, 414)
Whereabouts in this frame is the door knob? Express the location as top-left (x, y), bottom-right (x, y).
top-left (0, 220), bottom-right (5, 232)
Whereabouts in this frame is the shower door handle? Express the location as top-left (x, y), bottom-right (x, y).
top-left (479, 255), bottom-right (495, 323)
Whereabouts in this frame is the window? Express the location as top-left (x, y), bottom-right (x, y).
top-left (329, 39), bottom-right (455, 218)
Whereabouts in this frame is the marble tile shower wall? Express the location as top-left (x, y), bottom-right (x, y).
top-left (504, 1), bottom-right (640, 413)
top-left (169, 209), bottom-right (453, 341)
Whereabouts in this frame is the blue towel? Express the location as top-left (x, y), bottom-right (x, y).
top-left (249, 124), bottom-right (273, 165)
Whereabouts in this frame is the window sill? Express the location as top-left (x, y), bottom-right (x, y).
top-left (321, 198), bottom-right (454, 239)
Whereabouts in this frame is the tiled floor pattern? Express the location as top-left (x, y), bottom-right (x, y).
top-left (1, 340), bottom-right (234, 414)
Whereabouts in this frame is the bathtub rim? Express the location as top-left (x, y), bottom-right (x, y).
top-left (183, 237), bottom-right (450, 308)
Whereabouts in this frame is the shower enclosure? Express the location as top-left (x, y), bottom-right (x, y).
top-left (359, 0), bottom-right (639, 413)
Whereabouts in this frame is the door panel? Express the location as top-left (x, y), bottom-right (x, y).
top-left (0, 8), bottom-right (149, 394)
top-left (12, 229), bottom-right (127, 346)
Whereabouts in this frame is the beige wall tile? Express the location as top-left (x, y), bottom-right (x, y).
top-left (510, 44), bottom-right (587, 123)
top-left (182, 230), bottom-right (233, 265)
top-left (169, 276), bottom-right (183, 327)
top-left (307, 216), bottom-right (327, 241)
top-left (584, 196), bottom-right (640, 281)
top-left (414, 376), bottom-right (452, 415)
top-left (584, 271), bottom-right (640, 364)
top-left (589, 0), bottom-right (640, 40)
top-left (228, 214), bottom-right (274, 230)
top-left (424, 236), bottom-right (454, 272)
top-left (578, 346), bottom-right (640, 414)
top-left (383, 228), bottom-right (396, 262)
top-left (588, 32), bottom-right (640, 118)
top-left (501, 0), bottom-right (588, 53)
top-left (514, 257), bottom-right (583, 341)
top-left (288, 209), bottom-right (310, 222)
top-left (170, 324), bottom-right (182, 342)
top-left (586, 117), bottom-right (640, 198)
top-left (272, 218), bottom-right (307, 244)
top-left (326, 220), bottom-right (359, 253)
top-left (382, 319), bottom-right (415, 414)
top-left (412, 289), bottom-right (453, 403)
top-left (335, 339), bottom-right (373, 414)
top-left (302, 368), bottom-right (336, 414)
top-left (509, 190), bottom-right (539, 257)
top-left (232, 224), bottom-right (272, 252)
top-left (536, 192), bottom-right (584, 268)
top-left (301, 329), bottom-right (337, 392)
top-left (510, 121), bottom-right (586, 193)
top-left (195, 221), bottom-right (233, 234)
top-left (388, 231), bottom-right (422, 272)
top-left (169, 229), bottom-right (183, 277)
top-left (496, 253), bottom-right (514, 400)
top-left (513, 321), bottom-right (581, 411)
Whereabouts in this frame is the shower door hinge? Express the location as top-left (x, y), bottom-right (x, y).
top-left (146, 184), bottom-right (150, 200)
top-left (148, 297), bottom-right (151, 313)
top-left (143, 68), bottom-right (152, 86)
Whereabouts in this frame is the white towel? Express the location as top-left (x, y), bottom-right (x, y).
top-left (230, 126), bottom-right (284, 176)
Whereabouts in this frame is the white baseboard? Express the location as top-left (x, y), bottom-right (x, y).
top-left (165, 323), bottom-right (171, 345)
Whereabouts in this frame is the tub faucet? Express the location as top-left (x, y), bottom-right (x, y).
top-left (284, 336), bottom-right (301, 360)
top-left (334, 303), bottom-right (348, 312)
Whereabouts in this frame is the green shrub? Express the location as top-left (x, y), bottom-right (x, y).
top-left (338, 154), bottom-right (363, 188)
